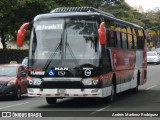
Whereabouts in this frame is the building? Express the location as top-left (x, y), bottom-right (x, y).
top-left (133, 5), bottom-right (144, 13)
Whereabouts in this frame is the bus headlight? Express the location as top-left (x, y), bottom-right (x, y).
top-left (93, 80), bottom-right (99, 85)
top-left (82, 78), bottom-right (99, 86)
top-left (28, 77), bottom-right (42, 86)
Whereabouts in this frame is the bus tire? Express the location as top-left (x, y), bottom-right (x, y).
top-left (155, 62), bottom-right (159, 65)
top-left (130, 84), bottom-right (138, 94)
top-left (108, 78), bottom-right (116, 102)
top-left (46, 97), bottom-right (57, 104)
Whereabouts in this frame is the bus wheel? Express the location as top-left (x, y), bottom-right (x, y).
top-left (132, 85), bottom-right (138, 93)
top-left (130, 82), bottom-right (138, 94)
top-left (108, 83), bottom-right (116, 102)
top-left (46, 97), bottom-right (57, 104)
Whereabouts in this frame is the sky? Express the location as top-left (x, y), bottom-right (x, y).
top-left (125, 0), bottom-right (160, 12)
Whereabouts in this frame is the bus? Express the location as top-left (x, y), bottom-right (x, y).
top-left (17, 7), bottom-right (147, 104)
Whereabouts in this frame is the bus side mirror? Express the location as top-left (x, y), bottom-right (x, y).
top-left (17, 22), bottom-right (30, 46)
top-left (98, 22), bottom-right (106, 45)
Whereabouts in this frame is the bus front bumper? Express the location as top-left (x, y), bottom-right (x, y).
top-left (27, 88), bottom-right (108, 98)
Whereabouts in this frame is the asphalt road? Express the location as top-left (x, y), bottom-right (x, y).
top-left (0, 64), bottom-right (160, 120)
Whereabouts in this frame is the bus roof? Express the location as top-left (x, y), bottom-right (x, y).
top-left (51, 7), bottom-right (143, 29)
top-left (51, 7), bottom-right (115, 17)
top-left (34, 7), bottom-right (143, 29)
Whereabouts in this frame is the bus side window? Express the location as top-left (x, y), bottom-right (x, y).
top-left (107, 30), bottom-right (116, 47)
top-left (128, 33), bottom-right (133, 49)
top-left (137, 29), bottom-right (144, 49)
top-left (127, 27), bottom-right (133, 49)
top-left (121, 32), bottom-right (127, 49)
top-left (137, 36), bottom-right (142, 49)
top-left (116, 31), bottom-right (122, 48)
top-left (132, 28), bottom-right (137, 49)
top-left (133, 35), bottom-right (137, 49)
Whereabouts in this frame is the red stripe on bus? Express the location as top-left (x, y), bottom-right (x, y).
top-left (83, 94), bottom-right (88, 96)
top-left (74, 94), bottom-right (79, 96)
top-left (46, 94), bottom-right (51, 96)
top-left (55, 94), bottom-right (60, 96)
top-left (65, 94), bottom-right (69, 96)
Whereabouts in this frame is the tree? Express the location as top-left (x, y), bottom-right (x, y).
top-left (145, 8), bottom-right (160, 28)
top-left (0, 0), bottom-right (18, 49)
top-left (0, 0), bottom-right (57, 49)
top-left (99, 0), bottom-right (146, 27)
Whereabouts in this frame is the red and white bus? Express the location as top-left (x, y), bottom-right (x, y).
top-left (17, 7), bottom-right (147, 104)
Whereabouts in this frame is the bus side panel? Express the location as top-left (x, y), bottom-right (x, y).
top-left (101, 48), bottom-right (145, 94)
top-left (100, 72), bottom-right (113, 97)
top-left (110, 49), bottom-right (136, 92)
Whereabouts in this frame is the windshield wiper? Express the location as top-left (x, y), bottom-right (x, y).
top-left (65, 41), bottom-right (79, 66)
top-left (43, 37), bottom-right (62, 70)
top-left (64, 25), bottom-right (79, 66)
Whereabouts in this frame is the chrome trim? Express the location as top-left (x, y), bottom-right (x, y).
top-left (42, 77), bottom-right (82, 82)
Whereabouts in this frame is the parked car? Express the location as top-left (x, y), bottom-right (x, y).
top-left (147, 51), bottom-right (160, 64)
top-left (155, 48), bottom-right (160, 55)
top-left (0, 64), bottom-right (27, 99)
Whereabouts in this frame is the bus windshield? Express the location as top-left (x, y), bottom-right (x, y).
top-left (30, 17), bottom-right (99, 68)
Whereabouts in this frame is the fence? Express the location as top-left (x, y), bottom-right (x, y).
top-left (0, 49), bottom-right (28, 64)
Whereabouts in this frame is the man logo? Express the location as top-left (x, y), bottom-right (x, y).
top-left (55, 67), bottom-right (68, 70)
top-left (58, 71), bottom-right (66, 76)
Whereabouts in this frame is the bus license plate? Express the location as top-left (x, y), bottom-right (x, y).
top-left (58, 89), bottom-right (66, 94)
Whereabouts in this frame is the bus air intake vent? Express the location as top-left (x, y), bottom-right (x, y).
top-left (51, 7), bottom-right (114, 17)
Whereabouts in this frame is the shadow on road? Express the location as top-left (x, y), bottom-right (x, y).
top-left (36, 89), bottom-right (148, 110)
top-left (37, 97), bottom-right (110, 109)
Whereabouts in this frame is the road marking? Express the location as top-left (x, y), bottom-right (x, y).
top-left (0, 102), bottom-right (29, 110)
top-left (146, 85), bottom-right (157, 90)
top-left (90, 105), bottom-right (111, 115)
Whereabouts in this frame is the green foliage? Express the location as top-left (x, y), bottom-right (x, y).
top-left (0, 0), bottom-right (58, 49)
